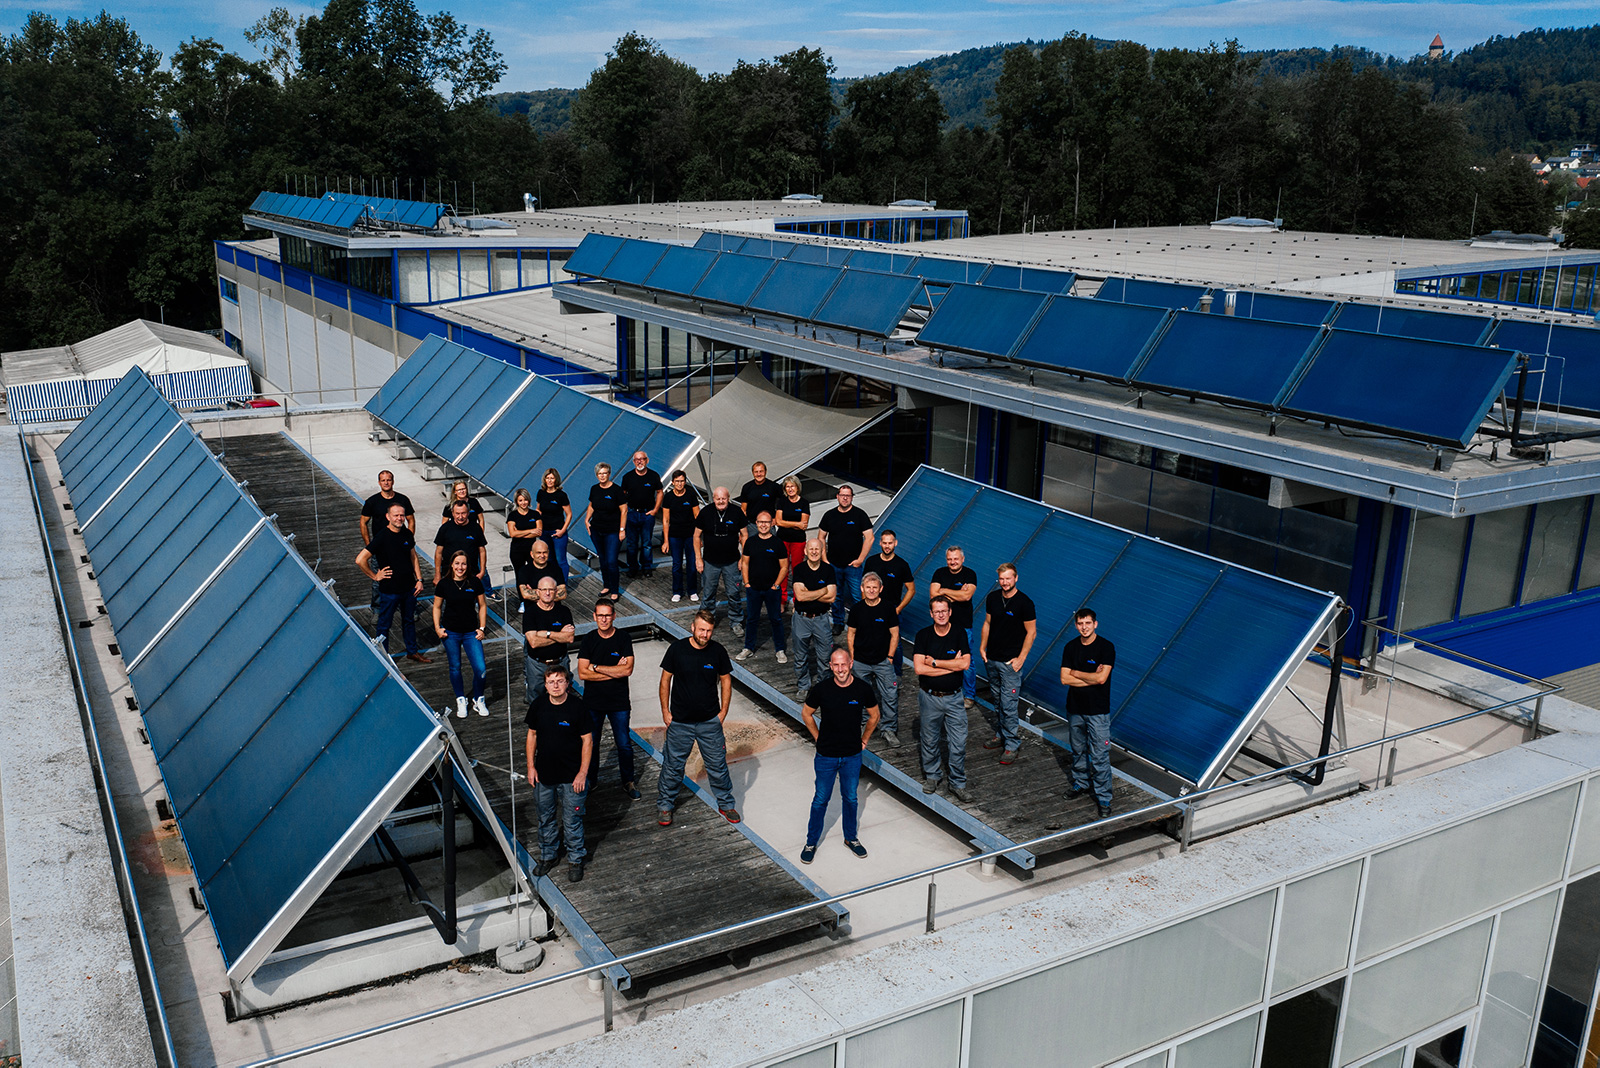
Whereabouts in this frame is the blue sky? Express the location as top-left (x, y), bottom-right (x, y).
top-left (3, 0), bottom-right (1596, 89)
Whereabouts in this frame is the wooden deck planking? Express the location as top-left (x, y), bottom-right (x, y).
top-left (211, 432), bottom-right (840, 981)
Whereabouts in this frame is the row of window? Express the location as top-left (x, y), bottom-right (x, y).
top-left (775, 215), bottom-right (968, 242)
top-left (1397, 262), bottom-right (1600, 314)
top-left (395, 248), bottom-right (569, 304)
top-left (1404, 496), bottom-right (1600, 630)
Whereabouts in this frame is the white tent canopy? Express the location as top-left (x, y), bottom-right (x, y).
top-left (671, 364), bottom-right (892, 492)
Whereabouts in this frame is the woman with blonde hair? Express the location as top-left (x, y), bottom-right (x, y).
top-left (440, 478), bottom-right (485, 531)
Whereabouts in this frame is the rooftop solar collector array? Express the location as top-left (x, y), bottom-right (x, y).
top-left (60, 371), bottom-right (449, 979)
top-left (366, 336), bottom-right (704, 554)
top-left (881, 466), bottom-right (1340, 788)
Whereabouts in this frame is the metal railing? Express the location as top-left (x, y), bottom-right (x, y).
top-left (19, 430), bottom-right (179, 1068)
top-left (237, 635), bottom-right (1563, 1067)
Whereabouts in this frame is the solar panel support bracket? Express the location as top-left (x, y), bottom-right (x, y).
top-left (372, 762), bottom-right (458, 946)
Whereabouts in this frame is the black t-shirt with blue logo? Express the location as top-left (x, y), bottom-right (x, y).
top-left (743, 533), bottom-right (788, 589)
top-left (660, 636), bottom-right (732, 723)
top-left (1061, 635), bottom-right (1117, 716)
top-left (804, 677), bottom-right (877, 757)
top-left (983, 589), bottom-right (1037, 663)
top-left (525, 692), bottom-right (592, 784)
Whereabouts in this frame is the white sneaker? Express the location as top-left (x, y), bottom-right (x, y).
top-left (671, 593), bottom-right (681, 603)
top-left (455, 696), bottom-right (468, 719)
top-left (775, 650), bottom-right (788, 664)
top-left (689, 593), bottom-right (699, 602)
top-left (735, 648), bottom-right (754, 662)
top-left (473, 696), bottom-right (490, 717)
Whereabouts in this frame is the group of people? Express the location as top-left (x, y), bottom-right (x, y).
top-left (355, 459), bottom-right (1118, 882)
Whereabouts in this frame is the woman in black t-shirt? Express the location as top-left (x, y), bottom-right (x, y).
top-left (507, 487), bottom-right (543, 589)
top-left (659, 469), bottom-right (702, 602)
top-left (432, 551), bottom-right (489, 718)
top-left (776, 476), bottom-right (810, 605)
top-left (537, 468), bottom-right (573, 585)
top-left (440, 479), bottom-right (486, 531)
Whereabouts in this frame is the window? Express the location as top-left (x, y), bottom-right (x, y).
top-left (219, 277), bottom-right (239, 304)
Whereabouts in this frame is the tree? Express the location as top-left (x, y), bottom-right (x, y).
top-left (571, 32), bottom-right (700, 203)
top-left (829, 68), bottom-right (946, 204)
top-left (1475, 151), bottom-right (1558, 234)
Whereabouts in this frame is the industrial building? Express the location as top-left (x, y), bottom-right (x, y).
top-left (3, 193), bottom-right (1600, 1067)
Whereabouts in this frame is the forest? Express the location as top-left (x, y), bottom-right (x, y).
top-left (0, 0), bottom-right (1595, 353)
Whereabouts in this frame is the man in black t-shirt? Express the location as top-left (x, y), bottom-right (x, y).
top-left (790, 539), bottom-right (837, 695)
top-left (435, 500), bottom-right (488, 584)
top-left (817, 485), bottom-right (874, 633)
top-left (620, 450), bottom-right (663, 577)
top-left (360, 470), bottom-right (414, 612)
top-left (928, 545), bottom-right (979, 705)
top-left (523, 577), bottom-right (576, 704)
top-left (516, 539), bottom-right (567, 611)
top-left (525, 666), bottom-right (593, 882)
top-left (799, 648), bottom-right (880, 863)
top-left (847, 572), bottom-right (900, 746)
top-left (585, 462), bottom-right (628, 599)
top-left (979, 563), bottom-right (1038, 763)
top-left (866, 530), bottom-right (915, 615)
top-left (656, 612), bottom-right (740, 825)
top-left (738, 511), bottom-right (789, 662)
top-left (694, 487), bottom-right (747, 634)
top-left (356, 502), bottom-right (429, 662)
top-left (577, 601), bottom-right (639, 800)
top-left (1061, 608), bottom-right (1117, 817)
top-left (914, 596), bottom-right (973, 802)
top-left (738, 462), bottom-right (782, 536)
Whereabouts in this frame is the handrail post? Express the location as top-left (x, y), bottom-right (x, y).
top-left (1530, 692), bottom-right (1545, 740)
top-left (925, 878), bottom-right (937, 934)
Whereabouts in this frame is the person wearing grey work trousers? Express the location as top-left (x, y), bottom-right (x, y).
top-left (979, 562), bottom-right (1037, 764)
top-left (656, 611), bottom-right (742, 825)
top-left (789, 539), bottom-right (837, 693)
top-left (914, 596), bottom-right (973, 803)
top-left (846, 571), bottom-right (901, 747)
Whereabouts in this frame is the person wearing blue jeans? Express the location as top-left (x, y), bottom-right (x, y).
top-left (914, 596), bottom-right (973, 802)
top-left (656, 613), bottom-right (741, 824)
top-left (577, 601), bottom-right (639, 800)
top-left (536, 468), bottom-right (572, 586)
top-left (737, 513), bottom-right (788, 661)
top-left (585, 463), bottom-right (627, 600)
top-left (621, 451), bottom-right (663, 576)
top-left (525, 666), bottom-right (593, 883)
top-left (433, 550), bottom-right (490, 718)
top-left (790, 540), bottom-right (837, 693)
top-left (357, 502), bottom-right (430, 664)
top-left (695, 487), bottom-right (746, 633)
top-left (818, 485), bottom-right (874, 632)
top-left (659, 470), bottom-right (701, 601)
top-left (979, 563), bottom-right (1038, 763)
top-left (1060, 608), bottom-right (1118, 816)
top-left (799, 648), bottom-right (880, 862)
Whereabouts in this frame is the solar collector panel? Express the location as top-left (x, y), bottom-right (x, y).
top-left (644, 245), bottom-right (718, 296)
top-left (746, 260), bottom-right (845, 320)
top-left (1010, 296), bottom-right (1168, 380)
top-left (1096, 277), bottom-right (1208, 310)
top-left (812, 269), bottom-right (922, 336)
top-left (1131, 313), bottom-right (1321, 407)
top-left (561, 233), bottom-right (627, 278)
top-left (917, 284), bottom-right (1052, 359)
top-left (1332, 303), bottom-right (1493, 345)
top-left (691, 252), bottom-right (776, 307)
top-left (597, 239), bottom-right (670, 286)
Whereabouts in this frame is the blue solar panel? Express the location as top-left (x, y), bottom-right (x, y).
top-left (64, 372), bottom-right (449, 976)
top-left (1332, 303), bottom-right (1493, 345)
top-left (426, 358), bottom-right (528, 461)
top-left (692, 252), bottom-right (776, 307)
top-left (1096, 277), bottom-right (1209, 310)
top-left (812, 269), bottom-right (922, 336)
top-left (845, 249), bottom-right (919, 274)
top-left (1231, 291), bottom-right (1337, 326)
top-left (746, 260), bottom-right (844, 320)
top-left (1283, 331), bottom-right (1518, 448)
top-left (58, 372), bottom-right (156, 477)
top-left (644, 246), bottom-right (718, 296)
top-left (1010, 296), bottom-right (1168, 380)
top-left (596, 239), bottom-right (669, 285)
top-left (876, 466), bottom-right (1339, 787)
top-left (386, 342), bottom-right (483, 442)
top-left (785, 243), bottom-right (852, 266)
top-left (910, 257), bottom-right (991, 286)
top-left (982, 264), bottom-right (1077, 294)
top-left (917, 284), bottom-right (1050, 358)
top-left (1131, 313), bottom-right (1321, 407)
top-left (737, 237), bottom-right (798, 259)
top-left (364, 334), bottom-right (452, 424)
top-left (1488, 320), bottom-right (1600, 415)
top-left (694, 231), bottom-right (744, 251)
top-left (562, 233), bottom-right (627, 278)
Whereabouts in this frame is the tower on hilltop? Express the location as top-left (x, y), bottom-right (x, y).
top-left (1428, 34), bottom-right (1444, 59)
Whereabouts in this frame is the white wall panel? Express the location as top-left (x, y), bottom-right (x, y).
top-left (284, 305), bottom-right (320, 405)
top-left (352, 335), bottom-right (398, 405)
top-left (1274, 861), bottom-right (1361, 994)
top-left (315, 319), bottom-right (355, 404)
top-left (1342, 919), bottom-right (1491, 1064)
top-left (843, 1002), bottom-right (961, 1068)
top-left (1357, 786), bottom-right (1577, 960)
top-left (1570, 777), bottom-right (1600, 875)
top-left (1173, 1014), bottom-right (1259, 1068)
top-left (969, 892), bottom-right (1274, 1068)
top-left (259, 292), bottom-right (291, 397)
